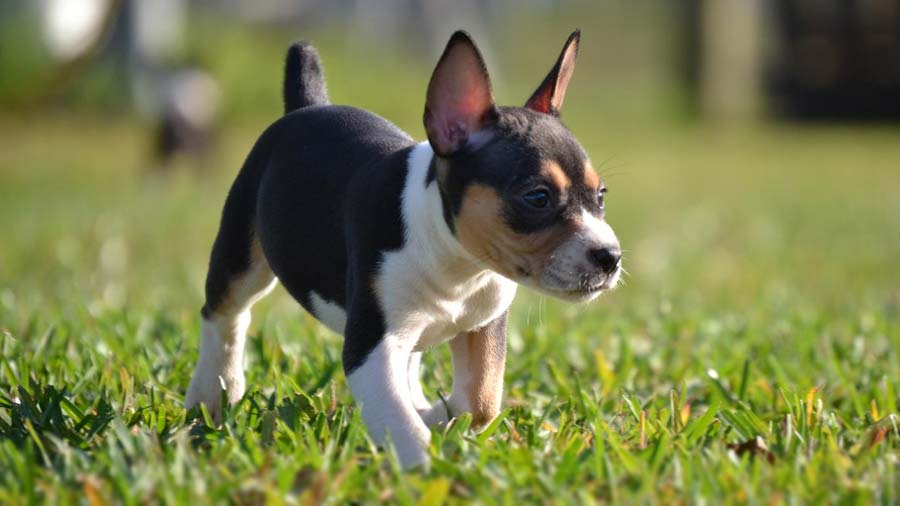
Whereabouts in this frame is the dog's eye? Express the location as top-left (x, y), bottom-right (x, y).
top-left (522, 188), bottom-right (551, 208)
top-left (597, 188), bottom-right (607, 209)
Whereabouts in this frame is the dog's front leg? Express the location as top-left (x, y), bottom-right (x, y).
top-left (421, 312), bottom-right (507, 430)
top-left (344, 331), bottom-right (431, 469)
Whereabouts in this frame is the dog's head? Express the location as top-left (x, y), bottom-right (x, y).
top-left (424, 30), bottom-right (621, 301)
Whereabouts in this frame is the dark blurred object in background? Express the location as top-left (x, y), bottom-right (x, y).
top-left (153, 67), bottom-right (221, 167)
top-left (766, 0), bottom-right (900, 119)
top-left (5, 0), bottom-right (900, 126)
top-left (682, 0), bottom-right (900, 121)
top-left (115, 0), bottom-right (222, 167)
top-left (6, 0), bottom-right (222, 167)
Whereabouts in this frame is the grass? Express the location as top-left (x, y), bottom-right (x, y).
top-left (2, 17), bottom-right (900, 504)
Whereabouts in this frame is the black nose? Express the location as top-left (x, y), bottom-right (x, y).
top-left (588, 247), bottom-right (621, 274)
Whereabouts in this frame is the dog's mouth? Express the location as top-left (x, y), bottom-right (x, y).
top-left (522, 268), bottom-right (621, 302)
top-left (542, 282), bottom-right (612, 300)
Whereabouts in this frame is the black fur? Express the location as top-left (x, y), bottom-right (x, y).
top-left (283, 42), bottom-right (330, 114)
top-left (256, 106), bottom-right (412, 308)
top-left (202, 35), bottom-right (597, 375)
top-left (340, 147), bottom-right (413, 372)
top-left (201, 136), bottom-right (269, 319)
top-left (203, 104), bottom-right (413, 372)
top-left (439, 107), bottom-right (600, 235)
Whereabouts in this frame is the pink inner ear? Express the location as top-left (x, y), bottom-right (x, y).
top-left (444, 118), bottom-right (468, 148)
top-left (526, 84), bottom-right (554, 114)
top-left (427, 98), bottom-right (475, 154)
top-left (525, 31), bottom-right (580, 115)
top-left (425, 32), bottom-right (496, 156)
top-left (426, 54), bottom-right (494, 155)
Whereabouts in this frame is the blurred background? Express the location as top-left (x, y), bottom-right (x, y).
top-left (1, 0), bottom-right (899, 329)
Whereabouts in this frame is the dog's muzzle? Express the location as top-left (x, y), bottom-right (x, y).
top-left (534, 219), bottom-right (622, 301)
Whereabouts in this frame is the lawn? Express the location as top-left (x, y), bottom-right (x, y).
top-left (2, 20), bottom-right (900, 505)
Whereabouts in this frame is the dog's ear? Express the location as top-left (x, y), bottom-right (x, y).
top-left (525, 30), bottom-right (580, 115)
top-left (424, 31), bottom-right (497, 157)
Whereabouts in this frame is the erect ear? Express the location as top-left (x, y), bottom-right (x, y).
top-left (525, 30), bottom-right (580, 115)
top-left (424, 31), bottom-right (497, 157)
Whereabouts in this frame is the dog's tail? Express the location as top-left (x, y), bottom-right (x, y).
top-left (283, 42), bottom-right (330, 114)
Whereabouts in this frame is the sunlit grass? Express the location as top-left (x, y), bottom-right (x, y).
top-left (2, 11), bottom-right (900, 501)
top-left (1, 112), bottom-right (898, 504)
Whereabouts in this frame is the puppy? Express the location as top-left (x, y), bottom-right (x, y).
top-left (186, 30), bottom-right (621, 469)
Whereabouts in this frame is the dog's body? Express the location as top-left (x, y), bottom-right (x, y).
top-left (186, 31), bottom-right (621, 468)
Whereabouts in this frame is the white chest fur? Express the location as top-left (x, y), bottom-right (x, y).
top-left (374, 143), bottom-right (517, 349)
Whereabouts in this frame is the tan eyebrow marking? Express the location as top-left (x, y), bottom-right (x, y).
top-left (540, 160), bottom-right (571, 191)
top-left (583, 160), bottom-right (601, 190)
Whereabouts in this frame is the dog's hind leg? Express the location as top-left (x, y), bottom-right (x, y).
top-left (186, 233), bottom-right (276, 421)
top-left (186, 148), bottom-right (276, 420)
top-left (185, 40), bottom-right (325, 420)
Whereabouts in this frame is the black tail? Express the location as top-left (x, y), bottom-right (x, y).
top-left (283, 42), bottom-right (330, 114)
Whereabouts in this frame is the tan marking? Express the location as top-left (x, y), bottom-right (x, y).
top-left (214, 236), bottom-right (275, 318)
top-left (540, 160), bottom-right (570, 192)
top-left (455, 184), bottom-right (576, 279)
top-left (451, 321), bottom-right (506, 428)
top-left (583, 161), bottom-right (601, 190)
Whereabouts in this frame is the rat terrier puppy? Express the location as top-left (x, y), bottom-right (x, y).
top-left (186, 30), bottom-right (621, 469)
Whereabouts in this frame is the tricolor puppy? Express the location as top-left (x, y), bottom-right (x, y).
top-left (186, 30), bottom-right (622, 469)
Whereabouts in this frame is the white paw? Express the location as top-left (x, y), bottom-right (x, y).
top-left (391, 425), bottom-right (432, 471)
top-left (419, 396), bottom-right (469, 428)
top-left (186, 317), bottom-right (247, 423)
top-left (185, 369), bottom-right (244, 423)
top-left (419, 402), bottom-right (450, 428)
